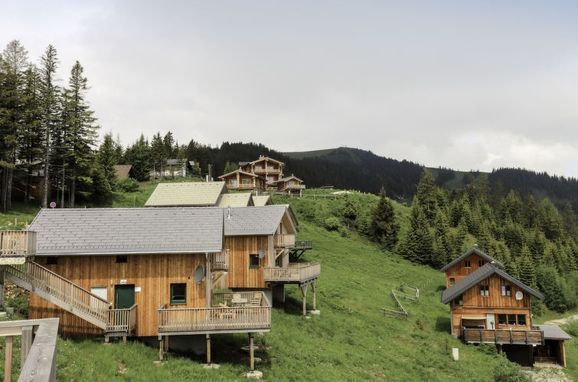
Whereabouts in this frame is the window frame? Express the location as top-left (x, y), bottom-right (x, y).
top-left (116, 255), bottom-right (128, 264)
top-left (517, 314), bottom-right (526, 326)
top-left (498, 314), bottom-right (507, 325)
top-left (480, 285), bottom-right (489, 297)
top-left (249, 254), bottom-right (260, 268)
top-left (170, 283), bottom-right (187, 305)
top-left (46, 256), bottom-right (58, 265)
top-left (464, 260), bottom-right (471, 268)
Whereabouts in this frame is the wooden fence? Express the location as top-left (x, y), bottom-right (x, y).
top-left (0, 231), bottom-right (36, 258)
top-left (463, 328), bottom-right (544, 345)
top-left (264, 262), bottom-right (321, 283)
top-left (107, 304), bottom-right (137, 334)
top-left (382, 284), bottom-right (420, 319)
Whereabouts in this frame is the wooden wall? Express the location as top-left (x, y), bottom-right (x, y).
top-left (226, 236), bottom-right (269, 289)
top-left (444, 253), bottom-right (490, 286)
top-left (28, 254), bottom-right (207, 337)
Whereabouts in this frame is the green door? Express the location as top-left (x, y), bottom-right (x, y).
top-left (114, 284), bottom-right (135, 309)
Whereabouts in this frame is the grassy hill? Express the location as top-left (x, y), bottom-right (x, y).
top-left (0, 185), bottom-right (576, 381)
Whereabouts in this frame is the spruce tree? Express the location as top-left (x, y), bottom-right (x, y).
top-left (398, 200), bottom-right (433, 264)
top-left (98, 133), bottom-right (118, 188)
top-left (370, 187), bottom-right (399, 249)
top-left (415, 170), bottom-right (437, 223)
top-left (432, 209), bottom-right (452, 267)
top-left (518, 247), bottom-right (536, 287)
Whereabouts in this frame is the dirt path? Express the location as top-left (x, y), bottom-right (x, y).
top-left (544, 314), bottom-right (578, 327)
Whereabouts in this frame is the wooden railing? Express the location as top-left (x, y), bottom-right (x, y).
top-left (4, 262), bottom-right (111, 329)
top-left (264, 262), bottom-right (320, 283)
top-left (210, 252), bottom-right (229, 271)
top-left (158, 292), bottom-right (271, 334)
top-left (293, 240), bottom-right (313, 250)
top-left (107, 304), bottom-right (137, 334)
top-left (274, 234), bottom-right (296, 248)
top-left (462, 328), bottom-right (544, 345)
top-left (0, 318), bottom-right (59, 382)
top-left (0, 231), bottom-right (36, 258)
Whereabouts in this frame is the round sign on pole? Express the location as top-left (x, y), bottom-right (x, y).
top-left (49, 202), bottom-right (56, 209)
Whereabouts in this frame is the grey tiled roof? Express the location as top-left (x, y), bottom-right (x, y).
top-left (441, 263), bottom-right (544, 304)
top-left (28, 207), bottom-right (223, 256)
top-left (537, 325), bottom-right (572, 340)
top-left (224, 205), bottom-right (290, 236)
top-left (440, 247), bottom-right (504, 272)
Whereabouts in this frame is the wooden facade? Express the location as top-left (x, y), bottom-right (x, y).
top-left (218, 170), bottom-right (266, 192)
top-left (28, 254), bottom-right (207, 337)
top-left (444, 252), bottom-right (489, 288)
top-left (276, 175), bottom-right (306, 196)
top-left (240, 156), bottom-right (285, 185)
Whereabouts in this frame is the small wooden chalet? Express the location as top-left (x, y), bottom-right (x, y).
top-left (218, 170), bottom-right (266, 192)
top-left (1, 208), bottom-right (271, 369)
top-left (240, 156), bottom-right (285, 185)
top-left (274, 175), bottom-right (306, 197)
top-left (441, 247), bottom-right (571, 367)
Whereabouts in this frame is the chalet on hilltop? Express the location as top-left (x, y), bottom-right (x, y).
top-left (218, 170), bottom-right (266, 192)
top-left (275, 175), bottom-right (306, 197)
top-left (239, 155), bottom-right (285, 185)
top-left (441, 246), bottom-right (571, 367)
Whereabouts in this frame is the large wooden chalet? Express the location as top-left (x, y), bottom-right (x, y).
top-left (0, 203), bottom-right (319, 369)
top-left (218, 170), bottom-right (266, 193)
top-left (441, 247), bottom-right (571, 367)
top-left (239, 156), bottom-right (285, 185)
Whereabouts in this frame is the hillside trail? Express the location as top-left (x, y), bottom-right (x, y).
top-left (544, 314), bottom-right (578, 326)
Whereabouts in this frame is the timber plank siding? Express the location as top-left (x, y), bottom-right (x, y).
top-left (29, 254), bottom-right (207, 337)
top-left (225, 236), bottom-right (268, 289)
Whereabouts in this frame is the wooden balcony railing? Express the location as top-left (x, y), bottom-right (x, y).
top-left (158, 294), bottom-right (271, 335)
top-left (0, 318), bottom-right (59, 382)
top-left (275, 234), bottom-right (296, 248)
top-left (253, 167), bottom-right (281, 174)
top-left (210, 252), bottom-right (229, 271)
top-left (462, 328), bottom-right (544, 345)
top-left (0, 230), bottom-right (37, 259)
top-left (106, 304), bottom-right (137, 334)
top-left (264, 262), bottom-right (321, 283)
top-left (293, 240), bottom-right (313, 250)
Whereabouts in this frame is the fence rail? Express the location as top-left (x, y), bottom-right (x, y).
top-left (0, 231), bottom-right (36, 257)
top-left (107, 304), bottom-right (137, 334)
top-left (264, 262), bottom-right (320, 283)
top-left (275, 234), bottom-right (296, 248)
top-left (463, 328), bottom-right (544, 345)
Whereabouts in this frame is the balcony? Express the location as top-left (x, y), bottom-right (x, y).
top-left (0, 231), bottom-right (37, 264)
top-left (210, 252), bottom-right (229, 272)
top-left (264, 262), bottom-right (321, 284)
top-left (106, 304), bottom-right (137, 339)
top-left (252, 167), bottom-right (281, 175)
top-left (462, 328), bottom-right (544, 345)
top-left (158, 292), bottom-right (271, 335)
top-left (275, 234), bottom-right (295, 248)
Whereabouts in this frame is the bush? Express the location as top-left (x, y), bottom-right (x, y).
top-left (324, 216), bottom-right (343, 232)
top-left (493, 358), bottom-right (529, 382)
top-left (117, 178), bottom-right (140, 193)
top-left (563, 319), bottom-right (578, 337)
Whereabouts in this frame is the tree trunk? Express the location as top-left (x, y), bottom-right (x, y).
top-left (70, 170), bottom-right (76, 208)
top-left (1, 168), bottom-right (7, 213)
top-left (60, 164), bottom-right (65, 208)
top-left (6, 168), bottom-right (13, 211)
top-left (42, 134), bottom-right (49, 208)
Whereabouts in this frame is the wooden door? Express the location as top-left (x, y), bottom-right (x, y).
top-left (114, 284), bottom-right (135, 309)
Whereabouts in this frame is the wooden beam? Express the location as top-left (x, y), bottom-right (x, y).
top-left (159, 337), bottom-right (164, 361)
top-left (206, 334), bottom-right (211, 365)
top-left (312, 281), bottom-right (317, 311)
top-left (300, 284), bottom-right (309, 316)
top-left (248, 333), bottom-right (254, 371)
top-left (4, 336), bottom-right (12, 382)
top-left (21, 326), bottom-right (33, 366)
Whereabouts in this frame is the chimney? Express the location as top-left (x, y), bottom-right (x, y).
top-left (227, 207), bottom-right (231, 220)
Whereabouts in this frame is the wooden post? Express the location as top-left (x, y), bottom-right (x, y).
top-left (312, 281), bottom-right (317, 311)
top-left (300, 284), bottom-right (308, 316)
top-left (206, 334), bottom-right (211, 365)
top-left (0, 271), bottom-right (4, 308)
top-left (159, 336), bottom-right (164, 361)
top-left (4, 336), bottom-right (13, 382)
top-left (248, 333), bottom-right (254, 371)
top-left (560, 340), bottom-right (566, 367)
top-left (21, 326), bottom-right (34, 365)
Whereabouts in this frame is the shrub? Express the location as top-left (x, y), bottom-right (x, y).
top-left (117, 178), bottom-right (140, 193)
top-left (493, 358), bottom-right (529, 382)
top-left (563, 319), bottom-right (578, 337)
top-left (324, 216), bottom-right (342, 231)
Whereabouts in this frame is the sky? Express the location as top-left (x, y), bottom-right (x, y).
top-left (3, 1), bottom-right (578, 176)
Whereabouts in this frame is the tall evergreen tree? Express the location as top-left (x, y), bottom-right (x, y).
top-left (98, 133), bottom-right (118, 187)
top-left (415, 170), bottom-right (437, 223)
top-left (124, 134), bottom-right (151, 181)
top-left (518, 247), bottom-right (536, 287)
top-left (370, 187), bottom-right (399, 249)
top-left (432, 209), bottom-right (452, 267)
top-left (398, 200), bottom-right (433, 264)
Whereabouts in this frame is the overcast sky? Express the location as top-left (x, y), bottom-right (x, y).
top-left (3, 1), bottom-right (578, 176)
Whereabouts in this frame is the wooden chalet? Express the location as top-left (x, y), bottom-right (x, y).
top-left (218, 170), bottom-right (266, 192)
top-left (239, 156), bottom-right (285, 185)
top-left (1, 208), bottom-right (272, 369)
top-left (274, 175), bottom-right (306, 197)
top-left (441, 247), bottom-right (571, 367)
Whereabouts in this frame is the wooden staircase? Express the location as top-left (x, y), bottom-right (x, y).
top-left (3, 262), bottom-right (111, 329)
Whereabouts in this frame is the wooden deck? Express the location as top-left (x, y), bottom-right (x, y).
top-left (158, 292), bottom-right (271, 335)
top-left (0, 231), bottom-right (36, 263)
top-left (275, 234), bottom-right (296, 248)
top-left (462, 328), bottom-right (544, 345)
top-left (210, 252), bottom-right (229, 271)
top-left (264, 262), bottom-right (320, 284)
top-left (106, 304), bottom-right (137, 337)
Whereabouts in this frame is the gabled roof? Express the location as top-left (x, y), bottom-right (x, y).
top-left (218, 169), bottom-right (262, 179)
top-left (217, 193), bottom-right (254, 207)
top-left (248, 156), bottom-right (284, 166)
top-left (113, 165), bottom-right (132, 179)
top-left (441, 263), bottom-right (544, 304)
top-left (252, 195), bottom-right (272, 206)
top-left (440, 247), bottom-right (504, 272)
top-left (277, 175), bottom-right (303, 183)
top-left (28, 207), bottom-right (223, 256)
top-left (224, 205), bottom-right (295, 236)
top-left (145, 182), bottom-right (225, 207)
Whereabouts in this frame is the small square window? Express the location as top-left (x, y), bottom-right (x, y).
top-left (517, 314), bottom-right (526, 326)
top-left (449, 278), bottom-right (456, 286)
top-left (46, 257), bottom-right (58, 265)
top-left (478, 260), bottom-right (485, 267)
top-left (464, 260), bottom-right (471, 268)
top-left (501, 285), bottom-right (511, 297)
top-left (508, 314), bottom-right (516, 325)
top-left (249, 254), bottom-right (260, 268)
top-left (480, 285), bottom-right (489, 297)
top-left (498, 314), bottom-right (507, 325)
top-left (170, 283), bottom-right (187, 305)
top-left (116, 255), bottom-right (128, 264)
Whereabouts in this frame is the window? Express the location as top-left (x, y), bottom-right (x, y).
top-left (464, 260), bottom-right (471, 268)
top-left (517, 314), bottom-right (526, 326)
top-left (507, 314), bottom-right (517, 325)
top-left (501, 285), bottom-right (511, 297)
top-left (170, 283), bottom-right (186, 305)
top-left (478, 260), bottom-right (485, 267)
top-left (46, 256), bottom-right (58, 265)
top-left (498, 314), bottom-right (507, 325)
top-left (116, 255), bottom-right (128, 264)
top-left (249, 254), bottom-right (260, 268)
top-left (454, 295), bottom-right (463, 306)
top-left (449, 278), bottom-right (456, 286)
top-left (480, 285), bottom-right (489, 297)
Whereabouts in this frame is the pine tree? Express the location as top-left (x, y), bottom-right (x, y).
top-left (223, 161), bottom-right (238, 174)
top-left (415, 170), bottom-right (437, 223)
top-left (98, 133), bottom-right (118, 188)
top-left (398, 200), bottom-right (433, 264)
top-left (150, 133), bottom-right (165, 179)
top-left (370, 187), bottom-right (399, 249)
top-left (518, 247), bottom-right (536, 287)
top-left (124, 135), bottom-right (151, 181)
top-left (432, 209), bottom-right (452, 267)
top-left (38, 45), bottom-right (60, 208)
